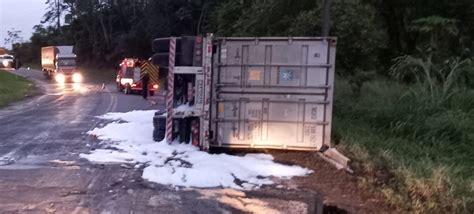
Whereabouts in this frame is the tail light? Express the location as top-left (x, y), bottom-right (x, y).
top-left (153, 84), bottom-right (159, 89)
top-left (193, 36), bottom-right (203, 65)
top-left (191, 119), bottom-right (200, 146)
top-left (195, 36), bottom-right (202, 44)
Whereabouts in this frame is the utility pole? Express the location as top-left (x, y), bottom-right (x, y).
top-left (56, 0), bottom-right (62, 33)
top-left (322, 0), bottom-right (332, 37)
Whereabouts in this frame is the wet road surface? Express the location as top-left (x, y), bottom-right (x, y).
top-left (0, 69), bottom-right (320, 213)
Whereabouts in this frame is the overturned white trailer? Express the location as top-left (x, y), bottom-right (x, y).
top-left (152, 35), bottom-right (337, 151)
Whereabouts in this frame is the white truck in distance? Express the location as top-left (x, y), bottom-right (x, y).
top-left (41, 46), bottom-right (82, 83)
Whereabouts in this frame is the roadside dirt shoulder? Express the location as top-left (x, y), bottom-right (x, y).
top-left (271, 151), bottom-right (393, 213)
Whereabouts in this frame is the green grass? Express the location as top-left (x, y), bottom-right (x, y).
top-left (333, 77), bottom-right (474, 213)
top-left (0, 70), bottom-right (36, 108)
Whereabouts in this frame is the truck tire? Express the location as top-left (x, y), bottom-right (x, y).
top-left (153, 112), bottom-right (166, 142)
top-left (153, 128), bottom-right (166, 142)
top-left (151, 37), bottom-right (194, 66)
top-left (153, 114), bottom-right (166, 129)
top-left (152, 38), bottom-right (182, 53)
top-left (151, 53), bottom-right (181, 67)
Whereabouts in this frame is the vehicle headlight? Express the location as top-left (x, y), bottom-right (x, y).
top-left (2, 60), bottom-right (8, 67)
top-left (120, 78), bottom-right (133, 85)
top-left (55, 73), bottom-right (66, 83)
top-left (72, 73), bottom-right (82, 83)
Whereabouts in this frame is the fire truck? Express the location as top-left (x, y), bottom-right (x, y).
top-left (116, 58), bottom-right (159, 95)
top-left (152, 35), bottom-right (337, 152)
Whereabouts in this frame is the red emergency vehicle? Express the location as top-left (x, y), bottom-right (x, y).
top-left (116, 58), bottom-right (158, 95)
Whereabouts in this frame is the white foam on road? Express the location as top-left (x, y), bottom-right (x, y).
top-left (80, 110), bottom-right (312, 189)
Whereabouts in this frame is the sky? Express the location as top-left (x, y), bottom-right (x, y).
top-left (0, 0), bottom-right (47, 48)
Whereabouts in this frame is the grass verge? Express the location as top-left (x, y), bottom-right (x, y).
top-left (333, 77), bottom-right (473, 213)
top-left (0, 70), bottom-right (36, 108)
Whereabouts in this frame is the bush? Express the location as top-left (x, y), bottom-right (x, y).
top-left (333, 77), bottom-right (473, 213)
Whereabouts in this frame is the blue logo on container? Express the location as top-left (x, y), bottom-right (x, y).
top-left (280, 69), bottom-right (294, 81)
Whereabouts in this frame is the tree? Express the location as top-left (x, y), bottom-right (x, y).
top-left (11, 0), bottom-right (474, 74)
top-left (42, 0), bottom-right (75, 31)
top-left (214, 0), bottom-right (387, 78)
top-left (4, 29), bottom-right (23, 47)
top-left (390, 16), bottom-right (473, 103)
top-left (331, 0), bottom-right (387, 75)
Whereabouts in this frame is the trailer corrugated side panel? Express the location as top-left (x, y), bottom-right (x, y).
top-left (41, 46), bottom-right (57, 71)
top-left (210, 37), bottom-right (336, 151)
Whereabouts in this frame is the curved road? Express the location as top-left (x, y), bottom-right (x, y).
top-left (0, 69), bottom-right (318, 213)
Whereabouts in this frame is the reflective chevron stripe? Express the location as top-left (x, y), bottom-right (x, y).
top-left (139, 61), bottom-right (160, 85)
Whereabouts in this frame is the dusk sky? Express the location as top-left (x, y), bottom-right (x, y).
top-left (0, 0), bottom-right (47, 48)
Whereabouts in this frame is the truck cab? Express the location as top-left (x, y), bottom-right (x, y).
top-left (42, 46), bottom-right (82, 83)
top-left (0, 54), bottom-right (15, 70)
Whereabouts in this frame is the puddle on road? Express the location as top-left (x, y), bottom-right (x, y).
top-left (0, 155), bottom-right (43, 169)
top-left (0, 158), bottom-right (14, 166)
top-left (0, 163), bottom-right (44, 170)
top-left (0, 155), bottom-right (79, 170)
top-left (0, 156), bottom-right (44, 170)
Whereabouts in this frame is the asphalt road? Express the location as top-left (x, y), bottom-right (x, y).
top-left (0, 69), bottom-right (320, 214)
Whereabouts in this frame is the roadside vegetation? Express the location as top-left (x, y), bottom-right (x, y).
top-left (79, 67), bottom-right (116, 84)
top-left (0, 71), bottom-right (35, 108)
top-left (5, 0), bottom-right (474, 212)
top-left (333, 15), bottom-right (474, 213)
top-left (334, 78), bottom-right (474, 212)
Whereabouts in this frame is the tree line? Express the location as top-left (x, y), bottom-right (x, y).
top-left (10, 0), bottom-right (474, 85)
